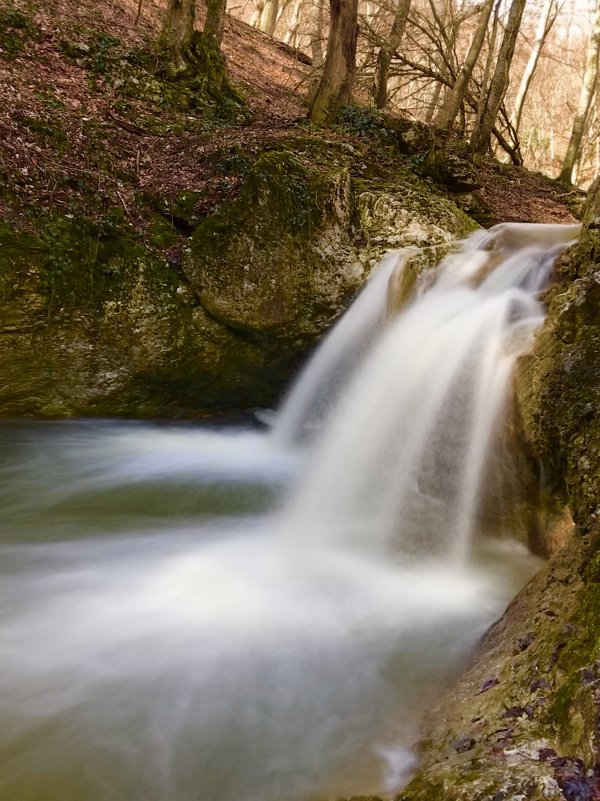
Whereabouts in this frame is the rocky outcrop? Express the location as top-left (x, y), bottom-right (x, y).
top-left (365, 188), bottom-right (600, 801)
top-left (0, 147), bottom-right (476, 418)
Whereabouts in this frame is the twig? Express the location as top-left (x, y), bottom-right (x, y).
top-left (116, 189), bottom-right (135, 224)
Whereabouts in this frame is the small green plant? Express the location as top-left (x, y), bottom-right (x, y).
top-left (0, 9), bottom-right (39, 58)
top-left (334, 105), bottom-right (394, 144)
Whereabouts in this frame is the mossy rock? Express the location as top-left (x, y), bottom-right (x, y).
top-left (0, 138), bottom-right (478, 418)
top-left (367, 196), bottom-right (600, 801)
top-left (0, 216), bottom-right (285, 416)
top-left (186, 149), bottom-right (477, 348)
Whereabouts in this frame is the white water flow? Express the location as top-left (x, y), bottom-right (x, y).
top-left (273, 248), bottom-right (410, 444)
top-left (0, 223), bottom-right (579, 801)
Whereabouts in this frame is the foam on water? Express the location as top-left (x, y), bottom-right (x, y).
top-left (0, 223), bottom-right (580, 801)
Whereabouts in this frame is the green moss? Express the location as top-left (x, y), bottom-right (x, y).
top-left (0, 9), bottom-right (39, 58)
top-left (146, 216), bottom-right (180, 249)
top-left (242, 152), bottom-right (325, 234)
top-left (60, 31), bottom-right (121, 74)
top-left (15, 113), bottom-right (68, 150)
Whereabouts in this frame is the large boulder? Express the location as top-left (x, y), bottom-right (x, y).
top-left (0, 149), bottom-right (476, 418)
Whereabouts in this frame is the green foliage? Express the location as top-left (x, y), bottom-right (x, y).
top-left (213, 147), bottom-right (254, 178)
top-left (60, 31), bottom-right (121, 75)
top-left (0, 8), bottom-right (39, 58)
top-left (334, 105), bottom-right (398, 146)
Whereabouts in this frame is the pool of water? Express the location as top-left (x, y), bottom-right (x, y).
top-left (0, 420), bottom-right (541, 801)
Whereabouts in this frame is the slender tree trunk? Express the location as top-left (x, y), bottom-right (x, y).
top-left (308, 0), bottom-right (359, 123)
top-left (258, 0), bottom-right (279, 36)
top-left (559, 0), bottom-right (600, 184)
top-left (512, 0), bottom-right (557, 135)
top-left (434, 0), bottom-right (495, 130)
top-left (470, 0), bottom-right (527, 154)
top-left (373, 0), bottom-right (411, 109)
top-left (283, 0), bottom-right (302, 46)
top-left (425, 80), bottom-right (443, 122)
top-left (310, 0), bottom-right (327, 67)
top-left (250, 0), bottom-right (264, 27)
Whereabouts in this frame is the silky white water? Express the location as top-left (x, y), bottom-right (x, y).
top-left (0, 223), bottom-right (579, 801)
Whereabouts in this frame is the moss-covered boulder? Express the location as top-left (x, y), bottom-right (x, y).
top-left (0, 217), bottom-right (272, 417)
top-left (0, 145), bottom-right (476, 418)
top-left (185, 149), bottom-right (476, 349)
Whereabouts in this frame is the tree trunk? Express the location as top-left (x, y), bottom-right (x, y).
top-left (559, 0), bottom-right (600, 185)
top-left (310, 0), bottom-right (327, 67)
top-left (283, 0), bottom-right (302, 46)
top-left (512, 0), bottom-right (557, 135)
top-left (258, 0), bottom-right (279, 35)
top-left (205, 0), bottom-right (227, 45)
top-left (308, 0), bottom-right (359, 123)
top-left (373, 0), bottom-right (412, 109)
top-left (434, 0), bottom-right (495, 130)
top-left (470, 0), bottom-right (527, 154)
top-left (250, 0), bottom-right (264, 27)
top-left (160, 0), bottom-right (197, 78)
top-left (159, 0), bottom-right (244, 109)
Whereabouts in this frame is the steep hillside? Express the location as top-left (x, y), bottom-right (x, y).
top-left (0, 0), bottom-right (581, 417)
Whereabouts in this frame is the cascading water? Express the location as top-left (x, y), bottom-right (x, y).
top-left (0, 223), bottom-right (579, 801)
top-left (277, 222), bottom-right (580, 562)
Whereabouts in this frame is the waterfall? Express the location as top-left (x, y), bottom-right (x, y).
top-left (272, 248), bottom-right (409, 445)
top-left (0, 222), bottom-right (581, 801)
top-left (277, 222), bottom-right (580, 562)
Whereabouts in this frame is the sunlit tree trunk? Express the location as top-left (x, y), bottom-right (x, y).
top-left (309, 0), bottom-right (359, 123)
top-left (373, 0), bottom-right (412, 109)
top-left (258, 0), bottom-right (279, 36)
top-left (434, 0), bottom-right (495, 130)
top-left (470, 0), bottom-right (527, 154)
top-left (512, 0), bottom-right (558, 134)
top-left (559, 0), bottom-right (600, 184)
top-left (284, 0), bottom-right (302, 46)
top-left (310, 0), bottom-right (327, 66)
top-left (250, 0), bottom-right (264, 27)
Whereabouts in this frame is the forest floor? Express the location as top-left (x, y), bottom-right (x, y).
top-left (0, 0), bottom-right (582, 255)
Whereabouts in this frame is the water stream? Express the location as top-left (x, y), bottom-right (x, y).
top-left (0, 223), bottom-right (579, 801)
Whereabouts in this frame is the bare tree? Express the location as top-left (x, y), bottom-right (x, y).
top-left (310, 0), bottom-right (327, 67)
top-left (283, 0), bottom-right (303, 46)
top-left (160, 0), bottom-right (242, 105)
top-left (512, 0), bottom-right (560, 134)
top-left (434, 0), bottom-right (495, 130)
top-left (160, 0), bottom-right (198, 77)
top-left (309, 0), bottom-right (359, 123)
top-left (257, 0), bottom-right (279, 35)
top-left (470, 0), bottom-right (527, 154)
top-left (559, 0), bottom-right (600, 184)
top-left (374, 0), bottom-right (412, 109)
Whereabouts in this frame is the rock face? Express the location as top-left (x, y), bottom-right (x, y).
top-left (0, 149), bottom-right (476, 417)
top-left (372, 189), bottom-right (600, 801)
